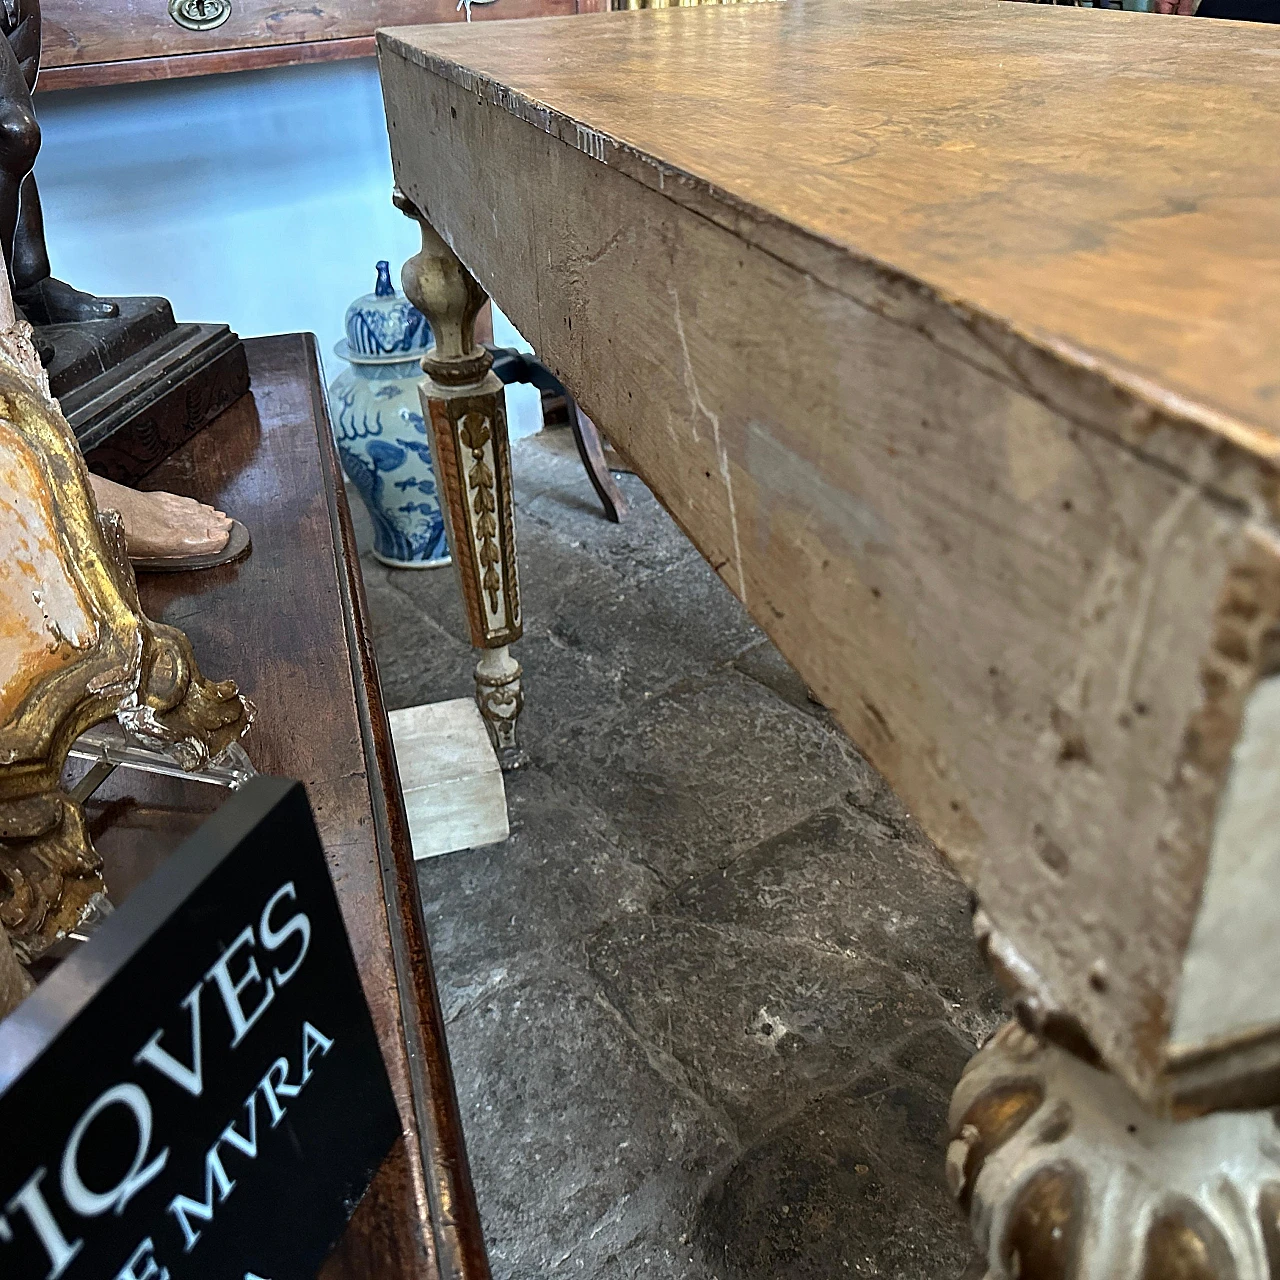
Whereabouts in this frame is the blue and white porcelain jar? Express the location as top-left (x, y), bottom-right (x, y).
top-left (329, 261), bottom-right (450, 568)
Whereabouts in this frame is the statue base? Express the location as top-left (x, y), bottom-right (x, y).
top-left (41, 295), bottom-right (250, 484)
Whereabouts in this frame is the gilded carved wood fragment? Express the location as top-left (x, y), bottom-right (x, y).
top-left (0, 316), bottom-right (253, 974)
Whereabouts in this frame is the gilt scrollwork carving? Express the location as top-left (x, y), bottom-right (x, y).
top-left (0, 317), bottom-right (253, 979)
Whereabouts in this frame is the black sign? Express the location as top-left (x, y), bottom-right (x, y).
top-left (0, 778), bottom-right (400, 1280)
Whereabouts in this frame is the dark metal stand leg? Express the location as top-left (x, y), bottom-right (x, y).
top-left (487, 344), bottom-right (627, 524)
top-left (568, 396), bottom-right (627, 523)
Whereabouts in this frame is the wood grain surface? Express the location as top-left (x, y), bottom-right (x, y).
top-left (36, 36), bottom-right (377, 92)
top-left (39, 0), bottom-right (592, 87)
top-left (381, 0), bottom-right (1280, 443)
top-left (379, 0), bottom-right (1280, 1112)
top-left (125, 334), bottom-right (488, 1277)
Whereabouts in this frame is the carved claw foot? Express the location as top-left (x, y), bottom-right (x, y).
top-left (948, 1022), bottom-right (1280, 1279)
top-left (100, 511), bottom-right (255, 768)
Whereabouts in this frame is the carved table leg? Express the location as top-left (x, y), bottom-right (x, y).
top-left (396, 191), bottom-right (526, 768)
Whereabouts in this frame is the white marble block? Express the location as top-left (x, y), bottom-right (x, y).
top-left (389, 699), bottom-right (510, 860)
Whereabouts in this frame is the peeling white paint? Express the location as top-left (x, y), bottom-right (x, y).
top-left (671, 286), bottom-right (748, 606)
top-left (574, 124), bottom-right (608, 163)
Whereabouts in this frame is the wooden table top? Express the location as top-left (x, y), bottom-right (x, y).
top-left (112, 335), bottom-right (489, 1279)
top-left (381, 1), bottom-right (1280, 1114)
top-left (383, 0), bottom-right (1280, 454)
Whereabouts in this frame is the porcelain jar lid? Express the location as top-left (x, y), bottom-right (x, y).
top-left (335, 261), bottom-right (432, 364)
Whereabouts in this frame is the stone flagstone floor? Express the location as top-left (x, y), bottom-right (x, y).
top-left (356, 430), bottom-right (1002, 1280)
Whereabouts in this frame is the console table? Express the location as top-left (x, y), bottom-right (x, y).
top-left (89, 334), bottom-right (488, 1279)
top-left (379, 3), bottom-right (1280, 1274)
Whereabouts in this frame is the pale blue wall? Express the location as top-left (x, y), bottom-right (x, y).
top-left (33, 57), bottom-right (541, 434)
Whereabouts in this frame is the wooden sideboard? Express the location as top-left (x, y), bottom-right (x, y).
top-left (99, 334), bottom-right (491, 1278)
top-left (37, 0), bottom-right (606, 92)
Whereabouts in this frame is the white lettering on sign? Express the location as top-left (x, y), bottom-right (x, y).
top-left (167, 1146), bottom-right (236, 1252)
top-left (132, 879), bottom-right (314, 1088)
top-left (0, 880), bottom-right (324, 1275)
top-left (113, 1236), bottom-right (169, 1280)
top-left (60, 1085), bottom-right (169, 1218)
top-left (205, 927), bottom-right (275, 1049)
top-left (256, 1057), bottom-right (300, 1128)
top-left (219, 1093), bottom-right (260, 1161)
top-left (259, 883), bottom-right (311, 988)
top-left (5, 1169), bottom-right (82, 1279)
top-left (166, 1020), bottom-right (336, 1253)
top-left (299, 1022), bottom-right (334, 1085)
top-left (133, 983), bottom-right (206, 1098)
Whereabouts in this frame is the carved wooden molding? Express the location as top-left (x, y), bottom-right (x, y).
top-left (423, 390), bottom-right (522, 648)
top-left (949, 1023), bottom-right (1280, 1280)
top-left (395, 191), bottom-right (526, 766)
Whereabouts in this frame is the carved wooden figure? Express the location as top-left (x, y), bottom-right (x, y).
top-left (0, 307), bottom-right (253, 980)
top-left (396, 190), bottom-right (525, 768)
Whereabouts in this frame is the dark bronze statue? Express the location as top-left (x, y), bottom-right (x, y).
top-left (0, 0), bottom-right (249, 564)
top-left (0, 0), bottom-right (118, 326)
top-left (0, 0), bottom-right (250, 504)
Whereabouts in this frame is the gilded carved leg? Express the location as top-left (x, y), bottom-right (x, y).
top-left (948, 1022), bottom-right (1280, 1279)
top-left (396, 191), bottom-right (526, 769)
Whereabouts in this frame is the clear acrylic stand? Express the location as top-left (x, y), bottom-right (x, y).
top-left (68, 720), bottom-right (256, 801)
top-left (42, 722), bottom-right (257, 954)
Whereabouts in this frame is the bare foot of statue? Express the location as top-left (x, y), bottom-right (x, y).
top-left (16, 276), bottom-right (120, 325)
top-left (88, 475), bottom-right (233, 561)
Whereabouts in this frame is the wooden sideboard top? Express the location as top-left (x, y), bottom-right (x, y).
top-left (381, 0), bottom-right (1280, 460)
top-left (130, 334), bottom-right (489, 1279)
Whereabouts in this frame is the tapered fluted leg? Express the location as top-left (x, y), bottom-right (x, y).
top-left (396, 190), bottom-right (526, 768)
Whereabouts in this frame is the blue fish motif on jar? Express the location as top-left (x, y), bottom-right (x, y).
top-left (328, 261), bottom-right (451, 568)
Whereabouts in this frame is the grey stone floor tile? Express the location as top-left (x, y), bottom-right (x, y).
top-left (443, 958), bottom-right (736, 1280)
top-left (515, 432), bottom-right (702, 584)
top-left (732, 640), bottom-right (828, 721)
top-left (666, 804), bottom-right (1005, 1046)
top-left (534, 551), bottom-right (765, 742)
top-left (541, 668), bottom-right (865, 887)
top-left (692, 1055), bottom-right (977, 1278)
top-left (418, 765), bottom-right (664, 1005)
top-left (360, 555), bottom-right (475, 710)
top-left (587, 911), bottom-right (946, 1136)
